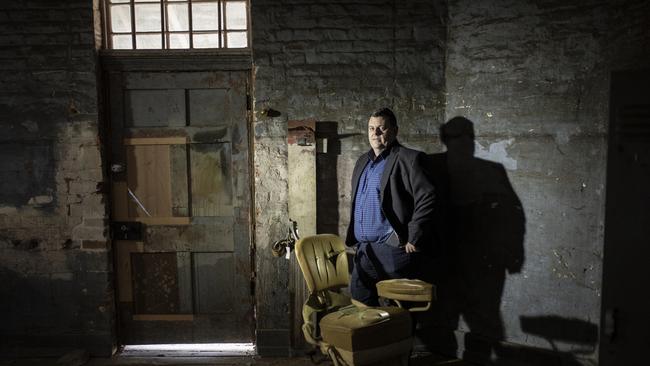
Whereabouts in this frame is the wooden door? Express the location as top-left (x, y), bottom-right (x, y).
top-left (107, 70), bottom-right (253, 344)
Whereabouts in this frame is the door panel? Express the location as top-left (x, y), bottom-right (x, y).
top-left (125, 89), bottom-right (186, 127)
top-left (188, 89), bottom-right (230, 126)
top-left (108, 70), bottom-right (252, 344)
top-left (132, 252), bottom-right (180, 314)
top-left (193, 252), bottom-right (235, 314)
top-left (125, 144), bottom-right (175, 218)
top-left (190, 143), bottom-right (234, 216)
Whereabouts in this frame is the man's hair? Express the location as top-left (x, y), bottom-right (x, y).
top-left (371, 107), bottom-right (398, 128)
top-left (440, 116), bottom-right (475, 145)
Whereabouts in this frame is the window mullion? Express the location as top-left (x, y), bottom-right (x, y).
top-left (189, 0), bottom-right (194, 49)
top-left (105, 0), bottom-right (113, 49)
top-left (130, 0), bottom-right (136, 49)
top-left (218, 0), bottom-right (223, 48)
top-left (161, 0), bottom-right (167, 49)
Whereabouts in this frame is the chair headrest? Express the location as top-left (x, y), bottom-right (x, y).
top-left (295, 234), bottom-right (349, 293)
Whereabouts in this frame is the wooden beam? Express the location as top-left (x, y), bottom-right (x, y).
top-left (115, 241), bottom-right (144, 302)
top-left (132, 314), bottom-right (194, 321)
top-left (123, 137), bottom-right (188, 145)
top-left (122, 217), bottom-right (191, 225)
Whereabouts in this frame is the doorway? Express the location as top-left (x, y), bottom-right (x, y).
top-left (102, 56), bottom-right (254, 346)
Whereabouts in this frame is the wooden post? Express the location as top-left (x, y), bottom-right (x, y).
top-left (287, 119), bottom-right (317, 352)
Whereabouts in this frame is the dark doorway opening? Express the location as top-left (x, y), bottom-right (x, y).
top-left (600, 69), bottom-right (650, 366)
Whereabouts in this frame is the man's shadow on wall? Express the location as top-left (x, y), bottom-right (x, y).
top-left (418, 116), bottom-right (526, 365)
top-left (315, 121), bottom-right (360, 234)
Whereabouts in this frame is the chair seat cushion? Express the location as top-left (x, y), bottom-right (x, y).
top-left (319, 306), bottom-right (411, 352)
top-left (376, 279), bottom-right (434, 302)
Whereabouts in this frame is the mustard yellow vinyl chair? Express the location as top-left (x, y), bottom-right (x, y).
top-left (295, 234), bottom-right (427, 366)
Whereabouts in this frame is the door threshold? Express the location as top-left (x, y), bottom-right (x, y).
top-left (88, 356), bottom-right (263, 366)
top-left (119, 343), bottom-right (256, 358)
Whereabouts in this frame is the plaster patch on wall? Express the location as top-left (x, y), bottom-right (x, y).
top-left (27, 195), bottom-right (53, 205)
top-left (475, 138), bottom-right (517, 170)
top-left (552, 248), bottom-right (577, 280)
top-left (555, 127), bottom-right (572, 145)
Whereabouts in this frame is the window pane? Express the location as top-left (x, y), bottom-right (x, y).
top-left (110, 5), bottom-right (132, 32)
top-left (107, 0), bottom-right (250, 50)
top-left (192, 2), bottom-right (219, 31)
top-left (112, 34), bottom-right (133, 49)
top-left (136, 34), bottom-right (162, 49)
top-left (135, 3), bottom-right (161, 32)
top-left (167, 3), bottom-right (189, 31)
top-left (193, 33), bottom-right (219, 48)
top-left (169, 33), bottom-right (190, 49)
top-left (226, 31), bottom-right (247, 48)
top-left (225, 1), bottom-right (247, 30)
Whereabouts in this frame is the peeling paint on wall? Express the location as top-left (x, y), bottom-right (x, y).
top-left (475, 138), bottom-right (518, 170)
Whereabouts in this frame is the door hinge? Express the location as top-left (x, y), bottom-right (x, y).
top-left (604, 307), bottom-right (618, 343)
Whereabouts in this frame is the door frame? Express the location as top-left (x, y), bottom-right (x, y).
top-left (99, 51), bottom-right (256, 348)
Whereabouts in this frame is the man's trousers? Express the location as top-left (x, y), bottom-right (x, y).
top-left (350, 241), bottom-right (416, 306)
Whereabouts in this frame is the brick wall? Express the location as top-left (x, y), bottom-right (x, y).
top-left (0, 0), bottom-right (112, 356)
top-left (442, 1), bottom-right (650, 365)
top-left (251, 0), bottom-right (447, 354)
top-left (0, 0), bottom-right (647, 361)
top-left (252, 0), bottom-right (650, 363)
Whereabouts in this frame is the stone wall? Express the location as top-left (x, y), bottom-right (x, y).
top-left (0, 0), bottom-right (112, 356)
top-left (253, 0), bottom-right (649, 363)
top-left (0, 0), bottom-right (647, 362)
top-left (251, 0), bottom-right (447, 354)
top-left (441, 1), bottom-right (649, 365)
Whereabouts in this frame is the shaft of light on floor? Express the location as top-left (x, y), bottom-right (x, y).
top-left (122, 343), bottom-right (255, 355)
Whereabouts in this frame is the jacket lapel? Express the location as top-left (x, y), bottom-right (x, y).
top-left (351, 153), bottom-right (369, 198)
top-left (380, 143), bottom-right (400, 202)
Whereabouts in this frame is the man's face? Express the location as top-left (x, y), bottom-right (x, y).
top-left (368, 116), bottom-right (397, 154)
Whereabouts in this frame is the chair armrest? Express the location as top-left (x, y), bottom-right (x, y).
top-left (376, 279), bottom-right (435, 312)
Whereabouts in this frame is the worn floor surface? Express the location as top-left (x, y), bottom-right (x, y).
top-left (0, 353), bottom-right (467, 366)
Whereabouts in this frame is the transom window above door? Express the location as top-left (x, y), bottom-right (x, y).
top-left (106, 0), bottom-right (249, 50)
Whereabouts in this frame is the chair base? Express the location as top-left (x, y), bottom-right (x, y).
top-left (334, 337), bottom-right (412, 366)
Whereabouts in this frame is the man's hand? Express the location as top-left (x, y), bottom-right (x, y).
top-left (404, 242), bottom-right (418, 253)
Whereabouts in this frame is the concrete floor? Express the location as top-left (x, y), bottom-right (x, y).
top-left (0, 343), bottom-right (469, 366)
top-left (0, 353), bottom-right (468, 366)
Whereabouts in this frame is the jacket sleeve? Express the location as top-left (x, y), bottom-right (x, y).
top-left (406, 152), bottom-right (436, 248)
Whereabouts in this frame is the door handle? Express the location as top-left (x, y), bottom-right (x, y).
top-left (111, 163), bottom-right (125, 173)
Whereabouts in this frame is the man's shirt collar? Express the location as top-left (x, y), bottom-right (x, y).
top-left (367, 141), bottom-right (398, 161)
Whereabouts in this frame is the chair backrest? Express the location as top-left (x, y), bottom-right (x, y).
top-left (295, 234), bottom-right (349, 293)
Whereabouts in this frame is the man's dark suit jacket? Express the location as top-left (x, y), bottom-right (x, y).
top-left (345, 142), bottom-right (436, 250)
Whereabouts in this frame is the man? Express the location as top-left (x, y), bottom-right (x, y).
top-left (346, 107), bottom-right (436, 306)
